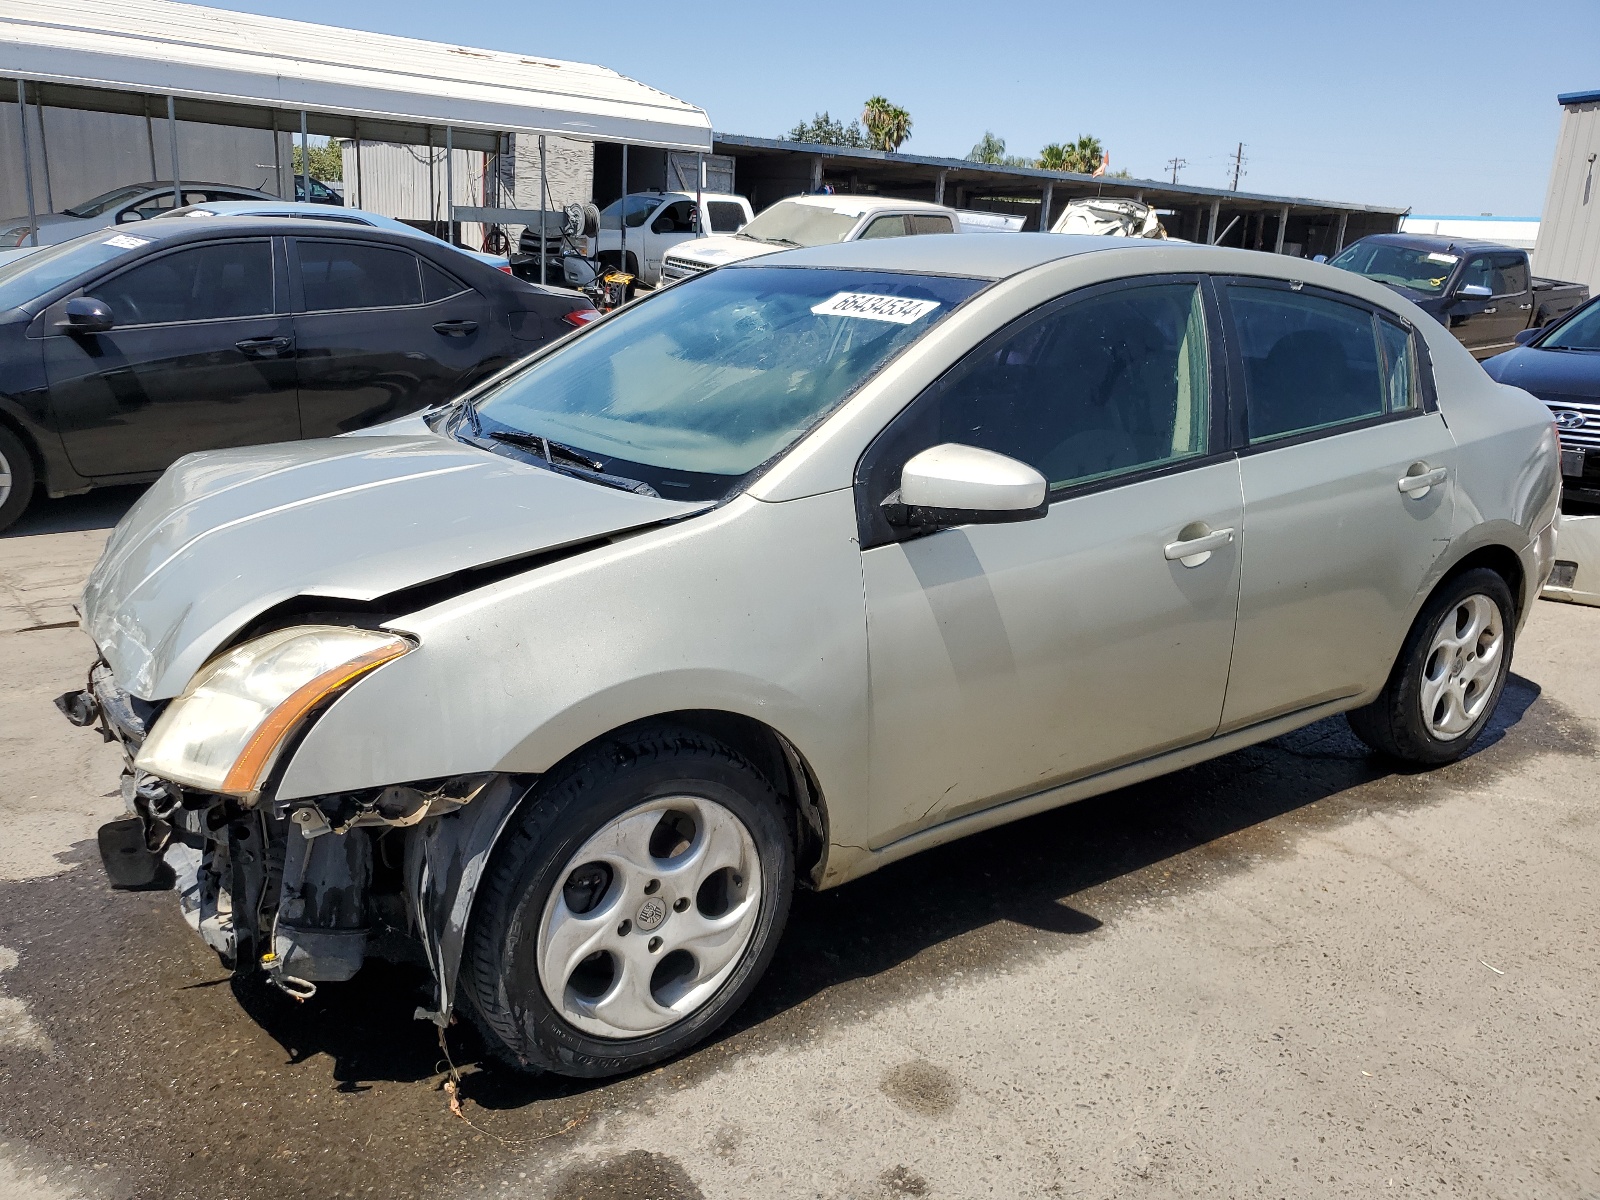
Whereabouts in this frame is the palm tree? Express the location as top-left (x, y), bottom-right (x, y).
top-left (968, 131), bottom-right (1008, 164)
top-left (1066, 135), bottom-right (1105, 174)
top-left (1036, 143), bottom-right (1069, 171)
top-left (862, 96), bottom-right (913, 153)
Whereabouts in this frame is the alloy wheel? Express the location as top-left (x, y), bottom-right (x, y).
top-left (1420, 593), bottom-right (1504, 740)
top-left (536, 795), bottom-right (762, 1039)
top-left (0, 445), bottom-right (11, 509)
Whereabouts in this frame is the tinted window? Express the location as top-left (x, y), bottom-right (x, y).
top-left (909, 215), bottom-right (955, 235)
top-left (1460, 256), bottom-right (1493, 292)
top-left (298, 242), bottom-right (421, 311)
top-left (859, 215), bottom-right (908, 240)
top-left (421, 260), bottom-right (469, 302)
top-left (1494, 254), bottom-right (1529, 296)
top-left (128, 191), bottom-right (209, 220)
top-left (91, 240), bottom-right (274, 325)
top-left (1229, 286), bottom-right (1385, 442)
top-left (926, 282), bottom-right (1211, 488)
top-left (708, 202), bottom-right (746, 233)
top-left (655, 201), bottom-right (696, 232)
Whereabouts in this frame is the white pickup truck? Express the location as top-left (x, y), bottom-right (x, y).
top-left (591, 190), bottom-right (753, 287)
top-left (660, 194), bottom-right (962, 283)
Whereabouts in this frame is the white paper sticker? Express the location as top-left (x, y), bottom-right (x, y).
top-left (102, 234), bottom-right (151, 250)
top-left (1424, 252), bottom-right (1459, 264)
top-left (811, 292), bottom-right (941, 324)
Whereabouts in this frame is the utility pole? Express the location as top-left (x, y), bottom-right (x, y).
top-left (1229, 143), bottom-right (1246, 191)
top-left (1166, 156), bottom-right (1186, 184)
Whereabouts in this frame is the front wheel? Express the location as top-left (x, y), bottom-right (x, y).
top-left (1347, 567), bottom-right (1515, 764)
top-left (0, 425), bottom-right (36, 534)
top-left (462, 725), bottom-right (794, 1078)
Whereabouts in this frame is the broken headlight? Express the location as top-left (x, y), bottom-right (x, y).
top-left (135, 626), bottom-right (413, 797)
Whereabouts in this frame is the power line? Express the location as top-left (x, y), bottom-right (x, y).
top-left (1166, 156), bottom-right (1187, 184)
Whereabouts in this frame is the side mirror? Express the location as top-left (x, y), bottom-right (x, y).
top-left (62, 296), bottom-right (115, 334)
top-left (1457, 283), bottom-right (1493, 300)
top-left (1513, 326), bottom-right (1542, 346)
top-left (117, 210), bottom-right (143, 223)
top-left (1312, 254), bottom-right (1328, 264)
top-left (887, 443), bottom-right (1048, 529)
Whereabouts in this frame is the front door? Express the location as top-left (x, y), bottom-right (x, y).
top-left (290, 238), bottom-right (496, 436)
top-left (858, 278), bottom-right (1242, 844)
top-left (644, 199), bottom-right (698, 283)
top-left (43, 237), bottom-right (299, 477)
top-left (1216, 279), bottom-right (1457, 730)
top-left (1450, 254), bottom-right (1527, 358)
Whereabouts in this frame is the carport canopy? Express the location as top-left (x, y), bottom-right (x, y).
top-left (0, 0), bottom-right (712, 152)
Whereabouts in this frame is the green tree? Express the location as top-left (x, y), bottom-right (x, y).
top-left (786, 112), bottom-right (869, 148)
top-left (1036, 136), bottom-right (1106, 174)
top-left (861, 96), bottom-right (913, 153)
top-left (1037, 142), bottom-right (1069, 171)
top-left (291, 142), bottom-right (343, 182)
top-left (968, 131), bottom-right (1007, 164)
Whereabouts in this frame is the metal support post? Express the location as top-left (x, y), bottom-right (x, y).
top-left (33, 92), bottom-right (52, 212)
top-left (1334, 211), bottom-right (1348, 255)
top-left (353, 123), bottom-right (362, 209)
top-left (1042, 182), bottom-right (1054, 232)
top-left (16, 80), bottom-right (38, 247)
top-left (445, 125), bottom-right (455, 245)
top-left (299, 110), bottom-right (310, 205)
top-left (145, 99), bottom-right (158, 180)
top-left (696, 151), bottom-right (704, 230)
top-left (1207, 198), bottom-right (1220, 245)
top-left (538, 133), bottom-right (548, 286)
top-left (1274, 204), bottom-right (1289, 254)
top-left (270, 109), bottom-right (283, 198)
top-left (809, 154), bottom-right (822, 193)
top-left (934, 168), bottom-right (946, 206)
top-left (167, 95), bottom-right (182, 209)
top-left (619, 144), bottom-right (627, 272)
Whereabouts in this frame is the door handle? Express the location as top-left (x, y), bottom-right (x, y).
top-left (433, 320), bottom-right (478, 336)
top-left (1164, 525), bottom-right (1235, 568)
top-left (1517, 303), bottom-right (1532, 310)
top-left (235, 335), bottom-right (293, 357)
top-left (1482, 307), bottom-right (1497, 314)
top-left (1397, 465), bottom-right (1448, 497)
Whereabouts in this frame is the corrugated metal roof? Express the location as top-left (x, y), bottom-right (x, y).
top-left (0, 0), bottom-right (711, 150)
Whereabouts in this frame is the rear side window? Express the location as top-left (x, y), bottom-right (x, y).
top-left (421, 260), bottom-right (469, 302)
top-left (298, 241), bottom-right (421, 311)
top-left (909, 215), bottom-right (955, 235)
top-left (859, 215), bottom-right (908, 240)
top-left (91, 240), bottom-right (274, 325)
top-left (1227, 286), bottom-right (1387, 442)
top-left (708, 202), bottom-right (746, 233)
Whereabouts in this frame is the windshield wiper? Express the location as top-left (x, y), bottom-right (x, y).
top-left (489, 430), bottom-right (605, 471)
top-left (736, 233), bottom-right (801, 247)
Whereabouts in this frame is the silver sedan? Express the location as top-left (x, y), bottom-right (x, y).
top-left (63, 234), bottom-right (1560, 1078)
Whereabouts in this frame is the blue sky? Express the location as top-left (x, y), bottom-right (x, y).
top-left (209, 0), bottom-right (1600, 215)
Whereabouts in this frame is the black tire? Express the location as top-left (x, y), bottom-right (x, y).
top-left (462, 724), bottom-right (794, 1078)
top-left (0, 424), bottom-right (37, 535)
top-left (1346, 567), bottom-right (1516, 765)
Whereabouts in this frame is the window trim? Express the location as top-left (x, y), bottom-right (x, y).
top-left (287, 236), bottom-right (429, 315)
top-left (78, 236), bottom-right (281, 330)
top-left (854, 272), bottom-right (1233, 549)
top-left (1215, 275), bottom-right (1439, 455)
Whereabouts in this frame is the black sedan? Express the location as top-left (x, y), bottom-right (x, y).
top-left (1483, 296), bottom-right (1600, 508)
top-left (0, 217), bottom-right (597, 531)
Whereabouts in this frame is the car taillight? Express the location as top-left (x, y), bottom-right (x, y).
top-left (498, 265), bottom-right (513, 274)
top-left (563, 309), bottom-right (601, 327)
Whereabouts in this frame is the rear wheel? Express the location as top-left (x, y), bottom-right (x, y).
top-left (1347, 568), bottom-right (1515, 764)
top-left (0, 425), bottom-right (36, 534)
top-left (462, 725), bottom-right (794, 1078)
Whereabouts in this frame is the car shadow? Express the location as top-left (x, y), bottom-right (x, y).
top-left (1, 484), bottom-right (146, 538)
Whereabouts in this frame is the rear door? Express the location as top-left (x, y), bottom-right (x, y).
top-left (1216, 279), bottom-right (1456, 731)
top-left (43, 236), bottom-right (299, 477)
top-left (290, 237), bottom-right (495, 436)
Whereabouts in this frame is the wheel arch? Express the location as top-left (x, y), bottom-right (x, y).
top-left (1436, 543), bottom-right (1527, 621)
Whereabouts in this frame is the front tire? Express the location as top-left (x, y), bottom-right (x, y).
top-left (0, 425), bottom-right (36, 534)
top-left (462, 725), bottom-right (794, 1078)
top-left (1347, 568), bottom-right (1515, 765)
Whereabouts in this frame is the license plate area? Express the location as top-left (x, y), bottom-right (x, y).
top-left (1562, 447), bottom-right (1587, 479)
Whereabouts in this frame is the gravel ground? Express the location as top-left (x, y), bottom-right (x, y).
top-left (0, 488), bottom-right (1595, 1200)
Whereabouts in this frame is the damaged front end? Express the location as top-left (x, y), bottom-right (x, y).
top-left (58, 638), bottom-right (526, 1020)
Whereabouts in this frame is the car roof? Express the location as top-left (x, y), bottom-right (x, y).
top-left (780, 194), bottom-right (954, 214)
top-left (177, 200), bottom-right (371, 217)
top-left (81, 214), bottom-right (427, 246)
top-left (731, 231), bottom-right (1167, 279)
top-left (1352, 232), bottom-right (1513, 257)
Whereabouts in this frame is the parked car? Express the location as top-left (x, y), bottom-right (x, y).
top-left (1328, 233), bottom-right (1588, 359)
top-left (560, 190), bottom-right (753, 287)
top-left (158, 200), bottom-right (512, 272)
top-left (60, 235), bottom-right (1558, 1080)
top-left (294, 177), bottom-right (345, 206)
top-left (1482, 292), bottom-right (1600, 507)
top-left (660, 194), bottom-right (960, 283)
top-left (0, 182), bottom-right (279, 249)
top-left (1051, 197), bottom-right (1168, 238)
top-left (0, 217), bottom-right (596, 531)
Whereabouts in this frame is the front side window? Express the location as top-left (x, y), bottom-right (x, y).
top-left (860, 216), bottom-right (908, 240)
top-left (297, 241), bottom-right (422, 311)
top-left (467, 265), bottom-right (984, 498)
top-left (1228, 285), bottom-right (1391, 442)
top-left (918, 281), bottom-right (1212, 489)
top-left (1459, 256), bottom-right (1493, 293)
top-left (598, 195), bottom-right (660, 230)
top-left (90, 240), bottom-right (274, 325)
top-left (707, 202), bottom-right (746, 233)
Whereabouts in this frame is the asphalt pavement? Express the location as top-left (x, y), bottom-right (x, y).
top-left (1, 488), bottom-right (1596, 1200)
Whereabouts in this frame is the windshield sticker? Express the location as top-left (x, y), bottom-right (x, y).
top-left (102, 234), bottom-right (151, 250)
top-left (1425, 252), bottom-right (1459, 264)
top-left (811, 292), bottom-right (941, 324)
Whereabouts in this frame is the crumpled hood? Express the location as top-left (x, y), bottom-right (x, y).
top-left (82, 433), bottom-right (709, 699)
top-left (667, 235), bottom-right (778, 267)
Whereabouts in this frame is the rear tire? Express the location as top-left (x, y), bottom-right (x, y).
top-left (1346, 568), bottom-right (1515, 765)
top-left (0, 425), bottom-right (36, 535)
top-left (461, 724), bottom-right (794, 1078)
